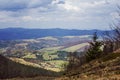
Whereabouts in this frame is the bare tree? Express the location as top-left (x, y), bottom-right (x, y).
top-left (65, 52), bottom-right (86, 71)
top-left (103, 6), bottom-right (120, 53)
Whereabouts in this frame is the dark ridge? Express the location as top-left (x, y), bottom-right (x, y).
top-left (0, 28), bottom-right (110, 40)
top-left (0, 55), bottom-right (60, 79)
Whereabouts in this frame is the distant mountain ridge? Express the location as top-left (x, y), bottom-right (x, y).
top-left (0, 28), bottom-right (109, 40)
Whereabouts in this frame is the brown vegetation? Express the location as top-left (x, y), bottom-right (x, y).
top-left (0, 55), bottom-right (60, 79)
top-left (56, 52), bottom-right (120, 80)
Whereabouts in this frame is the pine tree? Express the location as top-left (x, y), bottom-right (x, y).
top-left (86, 32), bottom-right (103, 61)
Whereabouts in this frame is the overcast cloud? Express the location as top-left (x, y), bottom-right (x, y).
top-left (0, 0), bottom-right (119, 30)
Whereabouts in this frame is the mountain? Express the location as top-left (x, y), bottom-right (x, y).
top-left (0, 28), bottom-right (107, 40)
top-left (0, 54), bottom-right (60, 79)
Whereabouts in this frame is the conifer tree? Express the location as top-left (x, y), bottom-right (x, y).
top-left (86, 32), bottom-right (103, 61)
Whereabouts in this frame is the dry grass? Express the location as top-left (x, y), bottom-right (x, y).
top-left (56, 52), bottom-right (120, 80)
top-left (9, 58), bottom-right (41, 68)
top-left (6, 76), bottom-right (56, 80)
top-left (0, 55), bottom-right (60, 79)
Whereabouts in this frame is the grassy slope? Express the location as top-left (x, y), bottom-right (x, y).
top-left (56, 52), bottom-right (120, 80)
top-left (4, 52), bottom-right (120, 80)
top-left (63, 43), bottom-right (89, 52)
top-left (0, 55), bottom-right (60, 79)
top-left (39, 36), bottom-right (58, 41)
top-left (9, 58), bottom-right (41, 68)
top-left (40, 46), bottom-right (63, 52)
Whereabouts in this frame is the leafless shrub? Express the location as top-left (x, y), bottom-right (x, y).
top-left (103, 6), bottom-right (120, 54)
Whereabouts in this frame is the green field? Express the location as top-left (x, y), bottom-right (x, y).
top-left (39, 36), bottom-right (58, 41)
top-left (40, 46), bottom-right (63, 51)
top-left (47, 60), bottom-right (68, 68)
top-left (63, 43), bottom-right (89, 52)
top-left (22, 53), bottom-right (37, 59)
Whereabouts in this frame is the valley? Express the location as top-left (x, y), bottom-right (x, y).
top-left (0, 35), bottom-right (91, 72)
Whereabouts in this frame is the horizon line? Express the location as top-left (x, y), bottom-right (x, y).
top-left (0, 27), bottom-right (110, 31)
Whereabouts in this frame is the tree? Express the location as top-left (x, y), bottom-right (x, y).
top-left (86, 32), bottom-right (103, 61)
top-left (103, 6), bottom-right (120, 53)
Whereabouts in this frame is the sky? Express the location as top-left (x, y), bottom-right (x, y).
top-left (0, 0), bottom-right (120, 30)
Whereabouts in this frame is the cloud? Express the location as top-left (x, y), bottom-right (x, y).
top-left (0, 0), bottom-right (54, 12)
top-left (0, 0), bottom-right (119, 30)
top-left (58, 3), bottom-right (80, 12)
top-left (0, 0), bottom-right (28, 11)
top-left (28, 0), bottom-right (53, 8)
top-left (52, 0), bottom-right (65, 4)
top-left (110, 12), bottom-right (120, 19)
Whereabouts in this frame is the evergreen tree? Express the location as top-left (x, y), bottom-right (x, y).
top-left (86, 32), bottom-right (103, 61)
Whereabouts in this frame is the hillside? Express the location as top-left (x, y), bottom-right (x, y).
top-left (0, 55), bottom-right (60, 79)
top-left (0, 28), bottom-right (106, 40)
top-left (0, 35), bottom-right (91, 73)
top-left (56, 52), bottom-right (120, 80)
